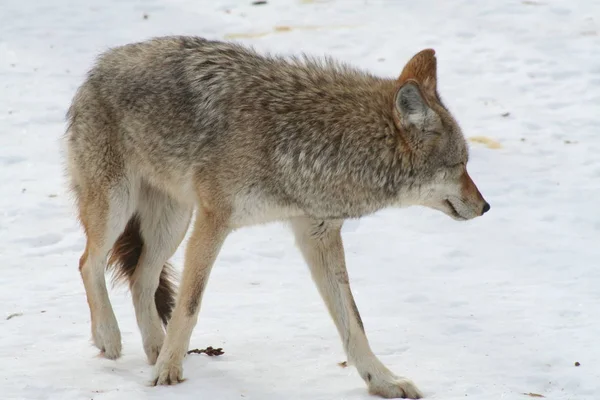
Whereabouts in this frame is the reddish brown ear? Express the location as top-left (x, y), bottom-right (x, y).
top-left (398, 49), bottom-right (437, 93)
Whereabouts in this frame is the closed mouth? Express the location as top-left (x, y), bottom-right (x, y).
top-left (445, 199), bottom-right (466, 221)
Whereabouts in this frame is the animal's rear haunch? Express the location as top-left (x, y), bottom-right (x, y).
top-left (108, 215), bottom-right (176, 326)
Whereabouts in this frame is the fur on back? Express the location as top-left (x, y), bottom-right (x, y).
top-left (67, 36), bottom-right (416, 222)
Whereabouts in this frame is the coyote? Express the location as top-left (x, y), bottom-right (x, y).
top-left (65, 36), bottom-right (489, 399)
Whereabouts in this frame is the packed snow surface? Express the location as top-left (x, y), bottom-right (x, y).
top-left (1, 0), bottom-right (599, 399)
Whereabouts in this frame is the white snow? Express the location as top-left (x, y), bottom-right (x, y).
top-left (1, 0), bottom-right (599, 399)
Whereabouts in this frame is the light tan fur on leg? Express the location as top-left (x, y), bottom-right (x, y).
top-left (152, 204), bottom-right (231, 385)
top-left (291, 218), bottom-right (422, 399)
top-left (78, 185), bottom-right (136, 359)
top-left (130, 184), bottom-right (193, 364)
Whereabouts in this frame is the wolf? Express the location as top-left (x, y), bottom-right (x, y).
top-left (65, 36), bottom-right (489, 399)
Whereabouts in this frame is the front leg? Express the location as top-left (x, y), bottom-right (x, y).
top-left (291, 218), bottom-right (422, 399)
top-left (152, 208), bottom-right (230, 385)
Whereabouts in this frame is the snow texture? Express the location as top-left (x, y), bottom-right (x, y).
top-left (1, 0), bottom-right (599, 399)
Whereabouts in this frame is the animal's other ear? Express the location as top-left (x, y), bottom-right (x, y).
top-left (398, 49), bottom-right (437, 97)
top-left (394, 81), bottom-right (431, 129)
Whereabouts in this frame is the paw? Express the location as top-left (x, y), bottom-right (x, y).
top-left (367, 374), bottom-right (422, 399)
top-left (92, 322), bottom-right (122, 360)
top-left (152, 357), bottom-right (184, 386)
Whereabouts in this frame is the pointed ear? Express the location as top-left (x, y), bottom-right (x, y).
top-left (394, 81), bottom-right (431, 128)
top-left (398, 49), bottom-right (437, 96)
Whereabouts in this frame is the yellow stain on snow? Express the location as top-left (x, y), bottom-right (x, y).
top-left (469, 136), bottom-right (502, 149)
top-left (225, 24), bottom-right (359, 39)
top-left (225, 31), bottom-right (269, 39)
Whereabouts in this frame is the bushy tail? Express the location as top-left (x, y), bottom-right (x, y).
top-left (107, 215), bottom-right (176, 326)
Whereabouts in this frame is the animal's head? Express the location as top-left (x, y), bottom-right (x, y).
top-left (392, 49), bottom-right (489, 220)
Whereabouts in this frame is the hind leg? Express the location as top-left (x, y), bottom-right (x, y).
top-left (153, 206), bottom-right (230, 385)
top-left (131, 185), bottom-right (192, 364)
top-left (78, 185), bottom-right (136, 359)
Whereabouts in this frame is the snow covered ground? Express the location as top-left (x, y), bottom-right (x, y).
top-left (1, 0), bottom-right (599, 399)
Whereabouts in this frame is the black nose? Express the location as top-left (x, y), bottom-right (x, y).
top-left (482, 202), bottom-right (491, 215)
